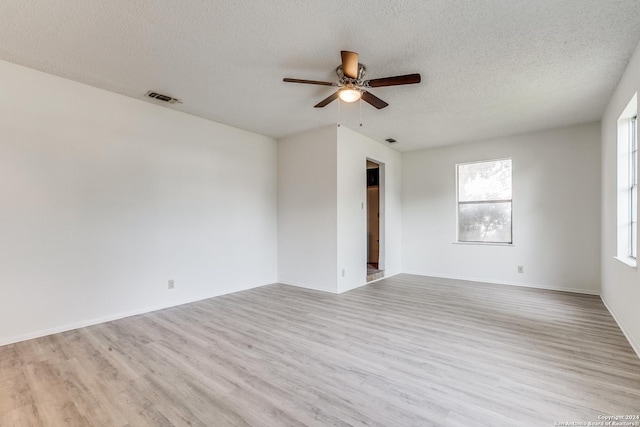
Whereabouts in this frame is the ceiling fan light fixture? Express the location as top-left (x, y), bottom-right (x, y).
top-left (339, 87), bottom-right (362, 103)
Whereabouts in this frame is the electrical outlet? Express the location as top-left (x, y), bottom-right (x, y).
top-left (168, 279), bottom-right (175, 289)
top-left (517, 266), bottom-right (524, 274)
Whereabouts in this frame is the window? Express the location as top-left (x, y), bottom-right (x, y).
top-left (457, 159), bottom-right (512, 244)
top-left (631, 115), bottom-right (638, 259)
top-left (616, 93), bottom-right (638, 266)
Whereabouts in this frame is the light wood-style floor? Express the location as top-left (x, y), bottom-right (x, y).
top-left (2, 274), bottom-right (640, 426)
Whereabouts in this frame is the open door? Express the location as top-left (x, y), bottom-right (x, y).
top-left (367, 160), bottom-right (384, 282)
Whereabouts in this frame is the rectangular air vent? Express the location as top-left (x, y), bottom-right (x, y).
top-left (385, 138), bottom-right (398, 144)
top-left (145, 90), bottom-right (182, 104)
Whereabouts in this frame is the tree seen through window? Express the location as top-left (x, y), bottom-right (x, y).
top-left (457, 159), bottom-right (512, 243)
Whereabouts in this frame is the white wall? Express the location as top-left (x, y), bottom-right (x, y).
top-left (601, 40), bottom-right (640, 356)
top-left (337, 126), bottom-right (402, 292)
top-left (0, 60), bottom-right (278, 345)
top-left (277, 125), bottom-right (338, 292)
top-left (277, 124), bottom-right (402, 293)
top-left (402, 123), bottom-right (601, 294)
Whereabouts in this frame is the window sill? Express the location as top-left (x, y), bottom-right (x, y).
top-left (614, 256), bottom-right (637, 269)
top-left (453, 242), bottom-right (514, 247)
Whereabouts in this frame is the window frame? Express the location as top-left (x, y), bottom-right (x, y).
top-left (456, 158), bottom-right (513, 245)
top-left (615, 93), bottom-right (638, 268)
top-left (629, 115), bottom-right (637, 260)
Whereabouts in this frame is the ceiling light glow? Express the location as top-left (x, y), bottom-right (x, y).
top-left (339, 88), bottom-right (362, 103)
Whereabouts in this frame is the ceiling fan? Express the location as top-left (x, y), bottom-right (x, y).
top-left (283, 51), bottom-right (421, 109)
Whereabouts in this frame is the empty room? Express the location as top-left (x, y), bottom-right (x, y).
top-left (1, 1), bottom-right (640, 426)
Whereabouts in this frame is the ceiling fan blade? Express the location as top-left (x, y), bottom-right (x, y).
top-left (341, 51), bottom-right (359, 79)
top-left (361, 91), bottom-right (389, 109)
top-left (283, 78), bottom-right (337, 86)
top-left (314, 92), bottom-right (339, 108)
top-left (365, 73), bottom-right (421, 88)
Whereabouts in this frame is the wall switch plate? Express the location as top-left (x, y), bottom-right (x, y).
top-left (341, 269), bottom-right (345, 277)
top-left (517, 266), bottom-right (524, 274)
top-left (168, 279), bottom-right (175, 289)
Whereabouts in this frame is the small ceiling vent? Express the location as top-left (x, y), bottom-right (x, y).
top-left (385, 138), bottom-right (398, 144)
top-left (145, 90), bottom-right (182, 104)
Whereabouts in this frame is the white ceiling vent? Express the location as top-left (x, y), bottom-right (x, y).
top-left (145, 90), bottom-right (182, 104)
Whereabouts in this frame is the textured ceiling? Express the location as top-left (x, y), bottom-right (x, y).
top-left (1, 0), bottom-right (639, 151)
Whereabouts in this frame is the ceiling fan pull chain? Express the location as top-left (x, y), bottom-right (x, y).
top-left (359, 98), bottom-right (363, 127)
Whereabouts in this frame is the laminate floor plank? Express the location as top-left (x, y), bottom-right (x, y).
top-left (2, 274), bottom-right (640, 426)
top-left (0, 404), bottom-right (43, 427)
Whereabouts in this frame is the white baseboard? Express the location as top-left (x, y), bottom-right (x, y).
top-left (281, 272), bottom-right (399, 294)
top-left (0, 282), bottom-right (269, 347)
top-left (600, 297), bottom-right (640, 359)
top-left (401, 271), bottom-right (600, 296)
top-left (338, 282), bottom-right (366, 293)
top-left (339, 275), bottom-right (387, 293)
top-left (277, 280), bottom-right (339, 294)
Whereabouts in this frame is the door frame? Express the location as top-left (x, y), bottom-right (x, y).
top-left (366, 158), bottom-right (385, 272)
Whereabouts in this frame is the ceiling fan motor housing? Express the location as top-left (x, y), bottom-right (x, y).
top-left (336, 64), bottom-right (367, 85)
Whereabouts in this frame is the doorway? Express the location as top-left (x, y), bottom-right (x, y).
top-left (367, 160), bottom-right (384, 282)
